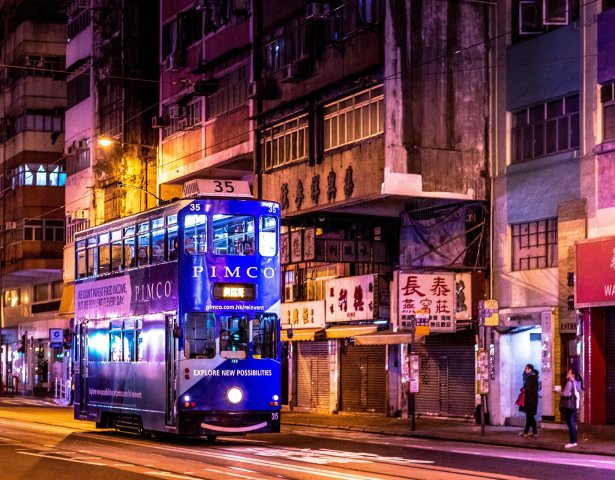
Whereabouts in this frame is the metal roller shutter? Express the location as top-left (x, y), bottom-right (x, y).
top-left (340, 344), bottom-right (386, 413)
top-left (413, 331), bottom-right (475, 418)
top-left (296, 342), bottom-right (330, 411)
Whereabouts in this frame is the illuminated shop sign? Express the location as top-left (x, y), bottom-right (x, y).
top-left (212, 283), bottom-right (256, 300)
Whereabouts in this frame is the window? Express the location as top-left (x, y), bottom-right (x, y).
top-left (259, 216), bottom-right (277, 257)
top-left (205, 65), bottom-right (248, 120)
top-left (184, 312), bottom-right (216, 359)
top-left (76, 240), bottom-right (87, 278)
top-left (261, 114), bottom-right (308, 170)
top-left (262, 20), bottom-right (310, 74)
top-left (602, 83), bottom-right (615, 142)
top-left (109, 319), bottom-right (143, 362)
top-left (512, 94), bottom-right (579, 163)
top-left (67, 72), bottom-right (90, 108)
top-left (324, 86), bottom-right (384, 151)
top-left (251, 314), bottom-right (278, 359)
top-left (67, 8), bottom-right (91, 41)
top-left (220, 313), bottom-right (249, 359)
top-left (22, 55), bottom-right (65, 79)
top-left (514, 0), bottom-right (578, 39)
top-left (67, 148), bottom-right (90, 175)
top-left (11, 164), bottom-right (66, 188)
top-left (99, 233), bottom-right (110, 274)
top-left (52, 281), bottom-right (63, 299)
top-left (4, 289), bottom-right (21, 307)
top-left (184, 214), bottom-right (207, 254)
top-left (358, 0), bottom-right (383, 24)
top-left (162, 99), bottom-right (202, 139)
top-left (212, 214), bottom-right (255, 255)
top-left (511, 218), bottom-right (558, 271)
top-left (34, 284), bottom-right (49, 303)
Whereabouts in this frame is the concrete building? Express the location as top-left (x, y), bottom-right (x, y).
top-left (0, 0), bottom-right (67, 396)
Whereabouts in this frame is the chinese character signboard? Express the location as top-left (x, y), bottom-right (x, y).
top-left (476, 349), bottom-right (489, 394)
top-left (398, 273), bottom-right (455, 332)
top-left (281, 300), bottom-right (326, 329)
top-left (479, 299), bottom-right (499, 326)
top-left (326, 274), bottom-right (377, 322)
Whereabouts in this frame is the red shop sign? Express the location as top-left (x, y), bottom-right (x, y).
top-left (576, 237), bottom-right (615, 307)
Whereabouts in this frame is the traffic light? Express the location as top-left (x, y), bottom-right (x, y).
top-left (63, 329), bottom-right (72, 350)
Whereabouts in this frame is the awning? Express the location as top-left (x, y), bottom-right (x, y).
top-left (281, 327), bottom-right (325, 342)
top-left (58, 284), bottom-right (74, 317)
top-left (325, 324), bottom-right (378, 339)
top-left (354, 330), bottom-right (420, 345)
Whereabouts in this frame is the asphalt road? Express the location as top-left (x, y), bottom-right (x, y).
top-left (0, 399), bottom-right (613, 479)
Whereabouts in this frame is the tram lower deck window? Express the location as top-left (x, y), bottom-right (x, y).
top-left (184, 312), bottom-right (216, 359)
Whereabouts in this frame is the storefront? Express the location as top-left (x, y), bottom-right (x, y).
top-left (281, 300), bottom-right (330, 412)
top-left (575, 236), bottom-right (615, 424)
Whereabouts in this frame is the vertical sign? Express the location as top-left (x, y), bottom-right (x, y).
top-left (409, 353), bottom-right (420, 394)
top-left (326, 274), bottom-right (376, 322)
top-left (480, 299), bottom-right (499, 326)
top-left (398, 273), bottom-right (455, 332)
top-left (476, 349), bottom-right (489, 394)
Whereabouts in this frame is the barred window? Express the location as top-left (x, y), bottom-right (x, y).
top-left (67, 73), bottom-right (90, 108)
top-left (11, 164), bottom-right (66, 188)
top-left (24, 219), bottom-right (64, 242)
top-left (67, 148), bottom-right (90, 175)
top-left (162, 99), bottom-right (202, 139)
top-left (68, 8), bottom-right (91, 41)
top-left (512, 94), bottom-right (579, 163)
top-left (511, 218), bottom-right (557, 271)
top-left (260, 114), bottom-right (308, 170)
top-left (324, 86), bottom-right (384, 151)
top-left (205, 65), bottom-right (248, 120)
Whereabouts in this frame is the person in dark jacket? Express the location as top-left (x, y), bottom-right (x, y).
top-left (519, 364), bottom-right (539, 437)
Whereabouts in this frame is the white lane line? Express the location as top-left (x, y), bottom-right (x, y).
top-left (205, 468), bottom-right (265, 480)
top-left (16, 451), bottom-right (106, 466)
top-left (145, 473), bottom-right (202, 480)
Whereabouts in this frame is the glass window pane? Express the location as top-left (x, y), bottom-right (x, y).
top-left (220, 313), bottom-right (249, 359)
top-left (252, 314), bottom-right (278, 359)
top-left (152, 229), bottom-right (165, 263)
top-left (213, 214), bottom-right (255, 256)
top-left (184, 214), bottom-right (207, 254)
top-left (184, 312), bottom-right (216, 359)
top-left (259, 216), bottom-right (277, 257)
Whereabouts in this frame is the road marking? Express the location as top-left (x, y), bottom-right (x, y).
top-left (16, 450), bottom-right (106, 466)
top-left (145, 473), bottom-right (201, 480)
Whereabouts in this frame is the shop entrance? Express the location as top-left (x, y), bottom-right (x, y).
top-left (501, 326), bottom-right (542, 420)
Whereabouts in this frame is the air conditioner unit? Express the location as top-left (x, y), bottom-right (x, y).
top-left (281, 58), bottom-right (310, 82)
top-left (307, 3), bottom-right (330, 19)
top-left (168, 106), bottom-right (186, 119)
top-left (247, 81), bottom-right (278, 100)
top-left (71, 209), bottom-right (89, 221)
top-left (193, 79), bottom-right (218, 96)
top-left (5, 222), bottom-right (16, 230)
top-left (152, 115), bottom-right (170, 128)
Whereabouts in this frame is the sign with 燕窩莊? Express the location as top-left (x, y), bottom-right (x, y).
top-left (398, 273), bottom-right (455, 332)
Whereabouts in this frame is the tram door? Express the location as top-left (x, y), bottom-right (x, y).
top-left (78, 323), bottom-right (88, 415)
top-left (165, 314), bottom-right (178, 426)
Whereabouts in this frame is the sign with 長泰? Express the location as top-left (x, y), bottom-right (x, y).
top-left (398, 273), bottom-right (455, 332)
top-left (326, 274), bottom-right (377, 322)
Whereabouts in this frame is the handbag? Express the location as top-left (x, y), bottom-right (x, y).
top-left (559, 382), bottom-right (577, 413)
top-left (515, 387), bottom-right (525, 408)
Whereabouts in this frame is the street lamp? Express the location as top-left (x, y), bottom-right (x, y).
top-left (97, 136), bottom-right (159, 209)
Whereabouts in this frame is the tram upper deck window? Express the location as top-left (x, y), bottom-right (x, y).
top-left (220, 313), bottom-right (249, 359)
top-left (184, 214), bottom-right (207, 254)
top-left (76, 240), bottom-right (86, 278)
top-left (98, 233), bottom-right (110, 274)
top-left (259, 216), bottom-right (277, 257)
top-left (86, 237), bottom-right (97, 277)
top-left (252, 313), bottom-right (278, 359)
top-left (111, 229), bottom-right (122, 272)
top-left (123, 226), bottom-right (135, 269)
top-left (184, 312), bottom-right (216, 359)
top-left (168, 214), bottom-right (178, 260)
top-left (212, 214), bottom-right (255, 255)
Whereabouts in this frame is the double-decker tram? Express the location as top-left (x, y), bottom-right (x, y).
top-left (73, 180), bottom-right (281, 439)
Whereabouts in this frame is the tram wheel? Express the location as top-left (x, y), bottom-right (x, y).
top-left (206, 434), bottom-right (217, 443)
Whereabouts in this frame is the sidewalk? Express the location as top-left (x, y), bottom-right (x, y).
top-left (282, 410), bottom-right (615, 456)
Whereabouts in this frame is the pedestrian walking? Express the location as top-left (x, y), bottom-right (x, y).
top-left (556, 368), bottom-right (583, 448)
top-left (519, 364), bottom-right (539, 437)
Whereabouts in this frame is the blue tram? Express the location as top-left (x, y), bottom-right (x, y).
top-left (73, 181), bottom-right (281, 438)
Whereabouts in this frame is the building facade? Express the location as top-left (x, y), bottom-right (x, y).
top-left (0, 0), bottom-right (67, 396)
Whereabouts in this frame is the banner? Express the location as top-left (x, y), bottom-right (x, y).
top-left (326, 274), bottom-right (377, 322)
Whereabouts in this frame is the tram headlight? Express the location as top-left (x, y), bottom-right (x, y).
top-left (227, 387), bottom-right (243, 404)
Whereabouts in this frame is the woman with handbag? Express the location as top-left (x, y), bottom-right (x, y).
top-left (519, 364), bottom-right (539, 437)
top-left (556, 368), bottom-right (583, 448)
